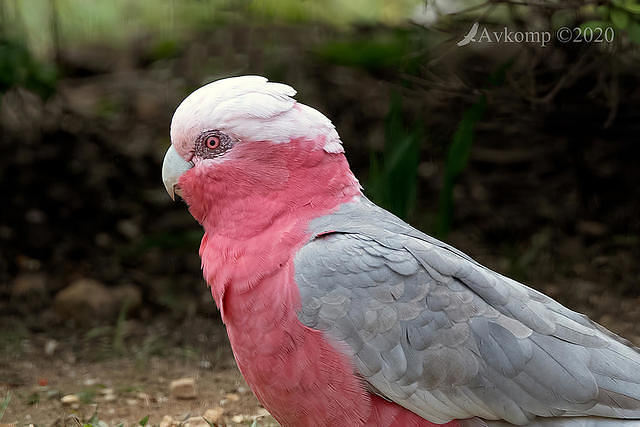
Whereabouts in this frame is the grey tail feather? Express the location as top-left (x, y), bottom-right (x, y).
top-left (459, 418), bottom-right (489, 427)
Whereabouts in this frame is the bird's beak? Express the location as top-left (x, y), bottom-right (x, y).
top-left (162, 145), bottom-right (193, 200)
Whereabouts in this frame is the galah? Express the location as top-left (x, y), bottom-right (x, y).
top-left (162, 76), bottom-right (640, 426)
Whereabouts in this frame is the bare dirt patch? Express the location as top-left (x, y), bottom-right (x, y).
top-left (0, 316), bottom-right (277, 426)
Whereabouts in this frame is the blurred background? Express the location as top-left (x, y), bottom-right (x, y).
top-left (1, 0), bottom-right (639, 424)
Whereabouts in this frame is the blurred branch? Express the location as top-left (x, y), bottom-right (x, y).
top-left (50, 0), bottom-right (61, 64)
top-left (506, 53), bottom-right (595, 104)
top-left (415, 0), bottom-right (638, 130)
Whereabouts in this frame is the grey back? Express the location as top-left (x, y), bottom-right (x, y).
top-left (294, 197), bottom-right (640, 425)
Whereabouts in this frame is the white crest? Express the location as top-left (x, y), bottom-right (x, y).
top-left (170, 75), bottom-right (343, 158)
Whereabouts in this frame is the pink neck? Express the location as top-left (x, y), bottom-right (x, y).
top-left (181, 141), bottom-right (360, 238)
top-left (179, 141), bottom-right (360, 316)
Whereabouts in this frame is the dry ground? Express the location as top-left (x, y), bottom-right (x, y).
top-left (2, 275), bottom-right (639, 426)
top-left (0, 316), bottom-right (277, 426)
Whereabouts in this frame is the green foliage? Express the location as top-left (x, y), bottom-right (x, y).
top-left (436, 60), bottom-right (512, 237)
top-left (367, 94), bottom-right (423, 219)
top-left (139, 415), bottom-right (149, 426)
top-left (82, 407), bottom-right (109, 427)
top-left (580, 20), bottom-right (613, 31)
top-left (76, 405), bottom-right (123, 427)
top-left (8, 0), bottom-right (225, 52)
top-left (611, 7), bottom-right (630, 28)
top-left (0, 38), bottom-right (57, 99)
top-left (580, 0), bottom-right (640, 43)
top-left (25, 391), bottom-right (40, 405)
top-left (77, 388), bottom-right (96, 404)
top-left (316, 30), bottom-right (426, 73)
top-left (629, 20), bottom-right (640, 42)
top-left (435, 96), bottom-right (486, 237)
top-left (6, 0), bottom-right (420, 57)
top-left (0, 392), bottom-right (10, 421)
top-left (113, 301), bottom-right (131, 355)
top-left (148, 38), bottom-right (181, 61)
top-left (85, 408), bottom-right (100, 426)
top-left (248, 0), bottom-right (420, 27)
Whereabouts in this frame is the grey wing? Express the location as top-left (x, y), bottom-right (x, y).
top-left (294, 205), bottom-right (640, 425)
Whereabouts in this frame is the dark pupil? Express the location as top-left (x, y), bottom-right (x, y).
top-left (207, 136), bottom-right (219, 149)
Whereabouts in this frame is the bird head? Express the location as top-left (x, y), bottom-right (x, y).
top-left (162, 75), bottom-right (360, 230)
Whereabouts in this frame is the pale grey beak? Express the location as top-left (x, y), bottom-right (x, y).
top-left (162, 145), bottom-right (193, 200)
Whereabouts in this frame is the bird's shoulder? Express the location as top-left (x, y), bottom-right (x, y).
top-left (293, 197), bottom-right (640, 424)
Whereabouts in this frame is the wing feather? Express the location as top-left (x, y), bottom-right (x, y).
top-left (294, 197), bottom-right (640, 425)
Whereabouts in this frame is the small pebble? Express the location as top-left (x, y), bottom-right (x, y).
top-left (203, 407), bottom-right (224, 423)
top-left (159, 415), bottom-right (175, 427)
top-left (44, 340), bottom-right (58, 356)
top-left (61, 394), bottom-right (79, 405)
top-left (170, 377), bottom-right (197, 399)
top-left (183, 417), bottom-right (209, 427)
top-left (256, 408), bottom-right (270, 417)
top-left (225, 392), bottom-right (240, 402)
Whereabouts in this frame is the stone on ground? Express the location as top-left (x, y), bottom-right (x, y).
top-left (169, 377), bottom-right (196, 399)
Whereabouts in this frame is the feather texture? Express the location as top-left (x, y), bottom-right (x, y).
top-left (170, 75), bottom-right (342, 158)
top-left (168, 75), bottom-right (640, 426)
top-left (294, 196), bottom-right (640, 425)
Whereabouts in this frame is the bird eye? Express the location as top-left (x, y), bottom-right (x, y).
top-left (195, 130), bottom-right (234, 159)
top-left (205, 135), bottom-right (220, 150)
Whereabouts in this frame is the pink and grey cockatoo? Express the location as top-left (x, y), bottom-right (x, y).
top-left (162, 76), bottom-right (640, 426)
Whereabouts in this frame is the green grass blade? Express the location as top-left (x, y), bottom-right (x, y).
top-left (367, 93), bottom-right (423, 219)
top-left (0, 392), bottom-right (11, 421)
top-left (436, 95), bottom-right (486, 237)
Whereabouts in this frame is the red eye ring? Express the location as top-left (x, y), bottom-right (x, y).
top-left (205, 135), bottom-right (220, 149)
